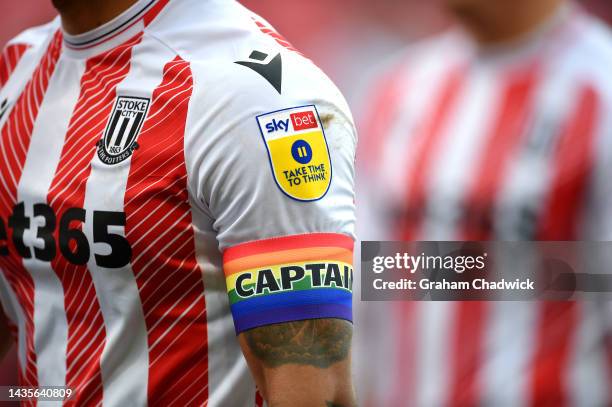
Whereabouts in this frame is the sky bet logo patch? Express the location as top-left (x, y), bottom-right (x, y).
top-left (291, 111), bottom-right (318, 131)
top-left (256, 105), bottom-right (332, 201)
top-left (265, 118), bottom-right (290, 133)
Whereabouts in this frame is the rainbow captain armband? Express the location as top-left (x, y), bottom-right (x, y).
top-left (223, 233), bottom-right (354, 333)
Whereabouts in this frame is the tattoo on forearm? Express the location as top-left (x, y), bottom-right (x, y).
top-left (244, 319), bottom-right (352, 368)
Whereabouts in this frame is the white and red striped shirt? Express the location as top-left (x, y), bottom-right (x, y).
top-left (0, 0), bottom-right (357, 406)
top-left (357, 4), bottom-right (612, 406)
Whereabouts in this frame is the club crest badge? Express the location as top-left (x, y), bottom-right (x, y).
top-left (97, 96), bottom-right (150, 165)
top-left (256, 105), bottom-right (332, 202)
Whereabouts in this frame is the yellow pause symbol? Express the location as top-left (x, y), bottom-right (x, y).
top-left (290, 139), bottom-right (313, 165)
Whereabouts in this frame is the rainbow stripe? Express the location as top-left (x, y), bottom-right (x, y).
top-left (223, 233), bottom-right (354, 333)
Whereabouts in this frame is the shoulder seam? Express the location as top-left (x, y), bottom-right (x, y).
top-left (6, 20), bottom-right (59, 48)
top-left (143, 29), bottom-right (183, 60)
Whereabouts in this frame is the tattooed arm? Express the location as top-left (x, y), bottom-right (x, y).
top-left (239, 318), bottom-right (357, 407)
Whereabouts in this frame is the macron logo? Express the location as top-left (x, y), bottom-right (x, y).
top-left (265, 118), bottom-right (290, 133)
top-left (290, 111), bottom-right (318, 131)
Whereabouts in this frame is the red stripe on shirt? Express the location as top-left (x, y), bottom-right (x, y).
top-left (124, 56), bottom-right (209, 406)
top-left (528, 85), bottom-right (600, 407)
top-left (0, 30), bottom-right (62, 404)
top-left (461, 65), bottom-right (539, 239)
top-left (358, 62), bottom-right (410, 174)
top-left (143, 0), bottom-right (170, 26)
top-left (389, 301), bottom-right (418, 407)
top-left (255, 390), bottom-right (264, 407)
top-left (446, 66), bottom-right (539, 407)
top-left (399, 66), bottom-right (465, 240)
top-left (447, 302), bottom-right (488, 407)
top-left (46, 33), bottom-right (142, 407)
top-left (529, 302), bottom-right (578, 407)
top-left (253, 18), bottom-right (302, 55)
top-left (537, 85), bottom-right (599, 240)
top-left (0, 43), bottom-right (30, 88)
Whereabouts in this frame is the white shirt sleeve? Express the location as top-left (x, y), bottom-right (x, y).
top-left (184, 51), bottom-right (357, 333)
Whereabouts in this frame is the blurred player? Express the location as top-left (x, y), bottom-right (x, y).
top-left (358, 0), bottom-right (612, 405)
top-left (0, 0), bottom-right (357, 405)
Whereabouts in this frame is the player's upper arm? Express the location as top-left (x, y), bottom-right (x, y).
top-left (187, 49), bottom-right (356, 325)
top-left (185, 48), bottom-right (357, 403)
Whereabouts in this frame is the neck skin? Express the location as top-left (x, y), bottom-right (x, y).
top-left (52, 0), bottom-right (140, 35)
top-left (450, 0), bottom-right (565, 46)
